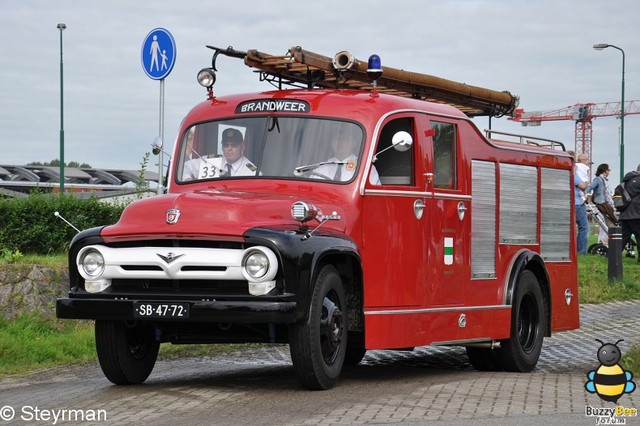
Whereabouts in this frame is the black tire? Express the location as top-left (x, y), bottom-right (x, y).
top-left (466, 346), bottom-right (502, 371)
top-left (588, 243), bottom-right (608, 256)
top-left (498, 270), bottom-right (546, 372)
top-left (289, 265), bottom-right (347, 390)
top-left (344, 331), bottom-right (366, 366)
top-left (95, 320), bottom-right (160, 385)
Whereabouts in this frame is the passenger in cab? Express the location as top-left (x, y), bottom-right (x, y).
top-left (314, 128), bottom-right (381, 185)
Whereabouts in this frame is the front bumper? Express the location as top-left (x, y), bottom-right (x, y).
top-left (56, 298), bottom-right (297, 323)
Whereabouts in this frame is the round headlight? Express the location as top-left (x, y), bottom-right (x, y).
top-left (243, 251), bottom-right (269, 279)
top-left (241, 246), bottom-right (278, 286)
top-left (80, 250), bottom-right (105, 278)
top-left (197, 68), bottom-right (216, 88)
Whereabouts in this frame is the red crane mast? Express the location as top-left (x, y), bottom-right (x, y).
top-left (510, 100), bottom-right (640, 168)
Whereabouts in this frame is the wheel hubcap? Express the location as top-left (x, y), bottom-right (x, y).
top-left (517, 293), bottom-right (539, 353)
top-left (127, 327), bottom-right (153, 360)
top-left (319, 292), bottom-right (343, 364)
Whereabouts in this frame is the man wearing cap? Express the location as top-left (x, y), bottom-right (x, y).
top-left (181, 127), bottom-right (257, 180)
top-left (218, 128), bottom-right (257, 177)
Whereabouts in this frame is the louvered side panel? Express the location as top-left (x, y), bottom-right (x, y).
top-left (499, 164), bottom-right (538, 244)
top-left (540, 168), bottom-right (571, 261)
top-left (471, 160), bottom-right (496, 278)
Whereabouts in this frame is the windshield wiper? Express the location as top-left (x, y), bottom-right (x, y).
top-left (294, 160), bottom-right (345, 175)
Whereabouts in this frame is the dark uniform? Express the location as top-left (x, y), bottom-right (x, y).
top-left (619, 168), bottom-right (640, 262)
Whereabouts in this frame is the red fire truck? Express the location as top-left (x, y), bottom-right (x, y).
top-left (57, 45), bottom-right (579, 390)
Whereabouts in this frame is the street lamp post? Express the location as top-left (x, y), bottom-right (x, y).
top-left (57, 23), bottom-right (66, 193)
top-left (593, 43), bottom-right (626, 182)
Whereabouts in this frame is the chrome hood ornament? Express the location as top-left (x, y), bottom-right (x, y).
top-left (157, 252), bottom-right (184, 264)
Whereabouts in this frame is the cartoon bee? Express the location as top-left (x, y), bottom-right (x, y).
top-left (585, 339), bottom-right (636, 403)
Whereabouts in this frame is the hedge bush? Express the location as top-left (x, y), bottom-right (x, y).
top-left (0, 192), bottom-right (124, 254)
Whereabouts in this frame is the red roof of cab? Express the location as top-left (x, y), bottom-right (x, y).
top-left (183, 89), bottom-right (467, 127)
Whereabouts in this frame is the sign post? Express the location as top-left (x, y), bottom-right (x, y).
top-left (141, 28), bottom-right (176, 194)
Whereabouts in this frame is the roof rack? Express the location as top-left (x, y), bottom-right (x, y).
top-left (207, 45), bottom-right (519, 118)
top-left (484, 129), bottom-right (566, 151)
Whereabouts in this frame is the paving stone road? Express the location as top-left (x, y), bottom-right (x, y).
top-left (1, 300), bottom-right (639, 425)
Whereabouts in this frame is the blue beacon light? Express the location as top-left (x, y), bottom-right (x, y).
top-left (367, 54), bottom-right (383, 80)
top-left (367, 54), bottom-right (383, 96)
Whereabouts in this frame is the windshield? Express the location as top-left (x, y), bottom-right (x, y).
top-left (176, 117), bottom-right (365, 183)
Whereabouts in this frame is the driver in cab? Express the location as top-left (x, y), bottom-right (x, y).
top-left (182, 128), bottom-right (257, 180)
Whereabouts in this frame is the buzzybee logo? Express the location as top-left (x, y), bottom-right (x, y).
top-left (585, 339), bottom-right (636, 403)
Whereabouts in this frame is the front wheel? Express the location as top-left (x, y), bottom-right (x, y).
top-left (95, 320), bottom-right (159, 385)
top-left (289, 265), bottom-right (347, 390)
top-left (498, 270), bottom-right (546, 372)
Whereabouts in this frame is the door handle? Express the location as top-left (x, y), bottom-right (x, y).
top-left (457, 201), bottom-right (467, 221)
top-left (414, 199), bottom-right (425, 220)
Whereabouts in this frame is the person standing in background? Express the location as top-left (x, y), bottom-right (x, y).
top-left (576, 153), bottom-right (592, 180)
top-left (575, 169), bottom-right (589, 255)
top-left (575, 153), bottom-right (592, 204)
top-left (585, 163), bottom-right (616, 245)
top-left (618, 164), bottom-right (640, 263)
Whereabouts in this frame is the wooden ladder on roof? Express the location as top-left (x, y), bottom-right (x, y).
top-left (208, 45), bottom-right (519, 118)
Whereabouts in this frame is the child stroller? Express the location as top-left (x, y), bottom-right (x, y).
top-left (586, 200), bottom-right (637, 257)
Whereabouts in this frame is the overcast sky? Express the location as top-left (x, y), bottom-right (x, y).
top-left (1, 0), bottom-right (639, 184)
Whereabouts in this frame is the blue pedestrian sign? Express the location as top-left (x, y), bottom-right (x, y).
top-left (141, 28), bottom-right (176, 80)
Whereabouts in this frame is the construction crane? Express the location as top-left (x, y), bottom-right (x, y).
top-left (510, 100), bottom-right (640, 176)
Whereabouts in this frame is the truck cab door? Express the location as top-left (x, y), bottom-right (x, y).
top-left (425, 119), bottom-right (470, 307)
top-left (361, 115), bottom-right (429, 309)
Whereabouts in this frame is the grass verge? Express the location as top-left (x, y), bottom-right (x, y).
top-left (621, 344), bottom-right (640, 377)
top-left (577, 253), bottom-right (640, 303)
top-left (0, 314), bottom-right (257, 378)
top-left (0, 315), bottom-right (95, 376)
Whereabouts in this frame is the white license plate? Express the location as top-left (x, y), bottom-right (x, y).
top-left (133, 302), bottom-right (190, 319)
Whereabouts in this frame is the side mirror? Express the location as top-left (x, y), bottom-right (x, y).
top-left (151, 137), bottom-right (163, 156)
top-left (392, 131), bottom-right (413, 152)
top-left (373, 131), bottom-right (413, 163)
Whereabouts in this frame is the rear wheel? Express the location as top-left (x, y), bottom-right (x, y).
top-left (289, 265), bottom-right (347, 390)
top-left (95, 320), bottom-right (159, 385)
top-left (498, 270), bottom-right (546, 372)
